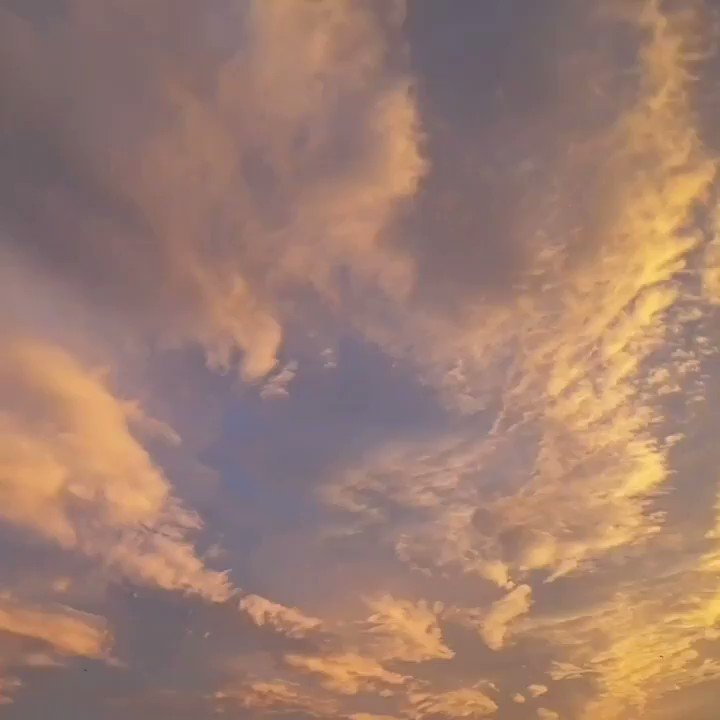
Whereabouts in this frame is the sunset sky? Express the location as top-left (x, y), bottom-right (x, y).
top-left (2, 1), bottom-right (720, 718)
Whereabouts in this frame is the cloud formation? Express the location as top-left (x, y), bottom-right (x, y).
top-left (215, 678), bottom-right (337, 718)
top-left (2, 0), bottom-right (720, 718)
top-left (466, 585), bottom-right (533, 651)
top-left (0, 337), bottom-right (230, 601)
top-left (0, 595), bottom-right (109, 659)
top-left (0, 0), bottom-right (424, 381)
top-left (0, 594), bottom-right (110, 705)
top-left (536, 710), bottom-right (560, 720)
top-left (284, 652), bottom-right (406, 696)
top-left (408, 686), bottom-right (498, 719)
top-left (239, 593), bottom-right (322, 638)
top-left (364, 595), bottom-right (453, 662)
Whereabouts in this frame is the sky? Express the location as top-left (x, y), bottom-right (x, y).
top-left (1, 1), bottom-right (720, 719)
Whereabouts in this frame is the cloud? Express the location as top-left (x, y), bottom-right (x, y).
top-left (478, 585), bottom-right (532, 650)
top-left (0, 337), bottom-right (230, 601)
top-left (454, 585), bottom-right (532, 651)
top-left (0, 595), bottom-right (109, 659)
top-left (407, 686), bottom-right (498, 718)
top-left (284, 652), bottom-right (406, 695)
top-left (524, 561), bottom-right (720, 720)
top-left (2, 0), bottom-right (720, 718)
top-left (322, 0), bottom-right (720, 602)
top-left (0, 0), bottom-right (424, 381)
top-left (364, 595), bottom-right (453, 662)
top-left (239, 593), bottom-right (322, 638)
top-left (0, 676), bottom-right (21, 706)
top-left (215, 678), bottom-right (337, 717)
top-left (321, 439), bottom-right (514, 587)
top-left (0, 593), bottom-right (111, 703)
top-left (536, 710), bottom-right (560, 720)
top-left (259, 361), bottom-right (298, 400)
top-left (703, 204), bottom-right (720, 304)
top-left (547, 662), bottom-right (592, 682)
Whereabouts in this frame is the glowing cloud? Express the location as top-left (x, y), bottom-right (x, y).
top-left (2, 0), bottom-right (720, 717)
top-left (536, 710), bottom-right (560, 720)
top-left (239, 594), bottom-right (322, 638)
top-left (0, 338), bottom-right (230, 601)
top-left (0, 595), bottom-right (109, 659)
top-left (456, 585), bottom-right (532, 651)
top-left (364, 595), bottom-right (453, 662)
top-left (408, 686), bottom-right (498, 719)
top-left (215, 678), bottom-right (337, 717)
top-left (284, 652), bottom-right (405, 696)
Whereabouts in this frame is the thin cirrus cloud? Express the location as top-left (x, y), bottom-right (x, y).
top-left (1, 1), bottom-right (720, 719)
top-left (239, 593), bottom-right (322, 639)
top-left (214, 678), bottom-right (339, 718)
top-left (0, 595), bottom-right (110, 706)
top-left (0, 595), bottom-right (109, 661)
top-left (283, 652), bottom-right (407, 696)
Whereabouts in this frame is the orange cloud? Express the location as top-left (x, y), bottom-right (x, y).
top-left (322, 0), bottom-right (720, 600)
top-left (0, 0), bottom-right (424, 382)
top-left (0, 595), bottom-right (109, 659)
top-left (215, 678), bottom-right (337, 717)
top-left (284, 652), bottom-right (405, 696)
top-left (239, 593), bottom-right (322, 638)
top-left (454, 585), bottom-right (532, 651)
top-left (364, 595), bottom-right (453, 662)
top-left (0, 337), bottom-right (230, 601)
top-left (536, 709), bottom-right (560, 720)
top-left (407, 686), bottom-right (498, 719)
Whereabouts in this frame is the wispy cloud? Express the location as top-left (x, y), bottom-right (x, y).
top-left (454, 585), bottom-right (533, 651)
top-left (239, 593), bottom-right (322, 638)
top-left (284, 652), bottom-right (406, 696)
top-left (364, 595), bottom-right (453, 662)
top-left (407, 686), bottom-right (498, 719)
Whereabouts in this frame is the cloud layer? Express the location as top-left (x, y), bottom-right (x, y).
top-left (1, 1), bottom-right (720, 719)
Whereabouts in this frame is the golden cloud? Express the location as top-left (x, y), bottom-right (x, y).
top-left (0, 337), bottom-right (230, 601)
top-left (0, 0), bottom-right (424, 382)
top-left (0, 595), bottom-right (109, 659)
top-left (215, 678), bottom-right (337, 717)
top-left (536, 709), bottom-right (560, 720)
top-left (364, 595), bottom-right (453, 663)
top-left (454, 585), bottom-right (533, 651)
top-left (407, 686), bottom-right (498, 719)
top-left (239, 593), bottom-right (322, 638)
top-left (284, 652), bottom-right (406, 696)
